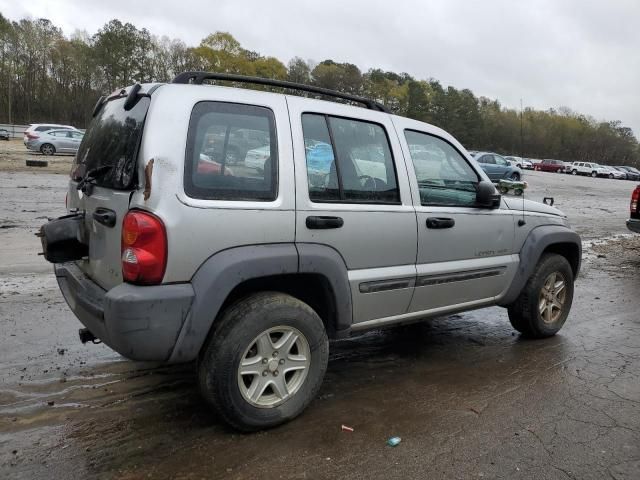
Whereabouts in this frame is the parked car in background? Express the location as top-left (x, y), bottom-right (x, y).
top-left (610, 166), bottom-right (631, 179)
top-left (0, 128), bottom-right (10, 140)
top-left (628, 185), bottom-right (640, 233)
top-left (601, 166), bottom-right (626, 179)
top-left (617, 166), bottom-right (640, 181)
top-left (25, 129), bottom-right (84, 155)
top-left (505, 156), bottom-right (533, 169)
top-left (569, 162), bottom-right (608, 177)
top-left (244, 145), bottom-right (270, 172)
top-left (535, 159), bottom-right (565, 173)
top-left (23, 123), bottom-right (77, 146)
top-left (473, 152), bottom-right (523, 180)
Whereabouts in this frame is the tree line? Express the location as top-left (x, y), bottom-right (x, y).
top-left (1, 14), bottom-right (638, 166)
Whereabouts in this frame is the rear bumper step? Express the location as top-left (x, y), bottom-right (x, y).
top-left (55, 262), bottom-right (195, 361)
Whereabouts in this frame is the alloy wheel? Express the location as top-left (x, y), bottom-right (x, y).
top-left (538, 272), bottom-right (567, 324)
top-left (237, 326), bottom-right (311, 408)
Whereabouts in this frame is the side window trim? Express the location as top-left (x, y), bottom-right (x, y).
top-left (302, 111), bottom-right (401, 205)
top-left (323, 114), bottom-right (346, 201)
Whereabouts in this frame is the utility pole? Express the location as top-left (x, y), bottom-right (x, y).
top-left (520, 98), bottom-right (524, 160)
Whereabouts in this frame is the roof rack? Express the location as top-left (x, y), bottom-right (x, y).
top-left (171, 71), bottom-right (390, 113)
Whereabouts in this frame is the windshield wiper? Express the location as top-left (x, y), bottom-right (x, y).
top-left (76, 164), bottom-right (113, 195)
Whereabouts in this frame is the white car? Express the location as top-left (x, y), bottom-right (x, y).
top-left (23, 123), bottom-right (77, 146)
top-left (505, 156), bottom-right (533, 169)
top-left (244, 145), bottom-right (270, 172)
top-left (569, 162), bottom-right (609, 177)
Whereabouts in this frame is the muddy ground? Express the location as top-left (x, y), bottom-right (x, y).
top-left (1, 152), bottom-right (639, 479)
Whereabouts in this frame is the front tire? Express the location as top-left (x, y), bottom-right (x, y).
top-left (40, 143), bottom-right (55, 155)
top-left (591, 171), bottom-right (597, 177)
top-left (198, 292), bottom-right (329, 431)
top-left (571, 169), bottom-right (577, 175)
top-left (509, 172), bottom-right (520, 181)
top-left (507, 253), bottom-right (574, 338)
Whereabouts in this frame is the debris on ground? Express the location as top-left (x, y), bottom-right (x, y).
top-left (341, 424), bottom-right (354, 432)
top-left (387, 436), bottom-right (401, 447)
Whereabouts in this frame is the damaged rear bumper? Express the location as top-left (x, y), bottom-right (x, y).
top-left (55, 262), bottom-right (194, 361)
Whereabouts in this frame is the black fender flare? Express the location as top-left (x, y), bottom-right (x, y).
top-left (498, 225), bottom-right (582, 306)
top-left (168, 243), bottom-right (351, 362)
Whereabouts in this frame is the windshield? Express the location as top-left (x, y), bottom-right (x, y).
top-left (73, 96), bottom-right (150, 189)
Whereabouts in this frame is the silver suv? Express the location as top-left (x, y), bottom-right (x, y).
top-left (40, 73), bottom-right (581, 431)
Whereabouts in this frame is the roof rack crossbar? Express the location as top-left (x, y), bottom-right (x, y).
top-left (171, 71), bottom-right (390, 113)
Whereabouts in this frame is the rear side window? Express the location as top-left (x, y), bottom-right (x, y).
top-left (301, 113), bottom-right (399, 204)
top-left (185, 102), bottom-right (277, 201)
top-left (74, 96), bottom-right (150, 190)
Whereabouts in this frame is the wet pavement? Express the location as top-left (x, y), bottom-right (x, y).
top-left (1, 169), bottom-right (639, 479)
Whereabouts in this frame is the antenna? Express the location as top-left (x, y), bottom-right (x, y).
top-left (518, 98), bottom-right (526, 227)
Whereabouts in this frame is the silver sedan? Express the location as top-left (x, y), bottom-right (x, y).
top-left (25, 129), bottom-right (84, 155)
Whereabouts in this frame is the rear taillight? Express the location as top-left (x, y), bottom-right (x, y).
top-left (121, 210), bottom-right (167, 285)
top-left (26, 133), bottom-right (39, 140)
top-left (631, 187), bottom-right (640, 215)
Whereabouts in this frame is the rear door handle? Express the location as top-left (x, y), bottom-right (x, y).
top-left (306, 216), bottom-right (344, 229)
top-left (426, 217), bottom-right (455, 229)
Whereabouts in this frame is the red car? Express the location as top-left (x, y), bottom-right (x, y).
top-left (196, 154), bottom-right (234, 176)
top-left (535, 159), bottom-right (565, 173)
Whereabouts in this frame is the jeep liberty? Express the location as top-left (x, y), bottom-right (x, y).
top-left (40, 73), bottom-right (582, 431)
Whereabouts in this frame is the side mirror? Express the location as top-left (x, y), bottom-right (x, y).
top-left (476, 180), bottom-right (501, 208)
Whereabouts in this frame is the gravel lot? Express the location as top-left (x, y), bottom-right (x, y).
top-left (1, 144), bottom-right (639, 480)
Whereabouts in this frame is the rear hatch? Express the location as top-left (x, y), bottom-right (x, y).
top-left (68, 93), bottom-right (151, 290)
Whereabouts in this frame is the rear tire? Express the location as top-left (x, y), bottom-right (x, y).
top-left (507, 254), bottom-right (574, 338)
top-left (40, 143), bottom-right (55, 155)
top-left (198, 292), bottom-right (329, 431)
top-left (509, 172), bottom-right (520, 181)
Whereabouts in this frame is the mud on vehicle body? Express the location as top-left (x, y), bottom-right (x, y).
top-left (40, 73), bottom-right (582, 431)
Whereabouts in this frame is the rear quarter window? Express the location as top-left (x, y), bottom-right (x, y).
top-left (184, 102), bottom-right (278, 201)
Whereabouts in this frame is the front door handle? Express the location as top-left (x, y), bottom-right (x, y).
top-left (306, 216), bottom-right (344, 229)
top-left (426, 217), bottom-right (455, 229)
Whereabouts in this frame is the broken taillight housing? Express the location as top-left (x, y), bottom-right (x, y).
top-left (121, 210), bottom-right (167, 285)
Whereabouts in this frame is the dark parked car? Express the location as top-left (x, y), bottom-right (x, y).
top-left (472, 152), bottom-right (523, 181)
top-left (628, 185), bottom-right (640, 233)
top-left (535, 159), bottom-right (565, 173)
top-left (617, 166), bottom-right (640, 181)
top-left (0, 128), bottom-right (9, 140)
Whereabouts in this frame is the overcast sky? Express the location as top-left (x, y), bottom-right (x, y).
top-left (3, 0), bottom-right (639, 136)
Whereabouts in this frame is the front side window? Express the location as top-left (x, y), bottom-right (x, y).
top-left (185, 102), bottom-right (277, 201)
top-left (301, 114), bottom-right (399, 204)
top-left (480, 154), bottom-right (495, 165)
top-left (404, 130), bottom-right (479, 207)
top-left (494, 155), bottom-right (509, 166)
